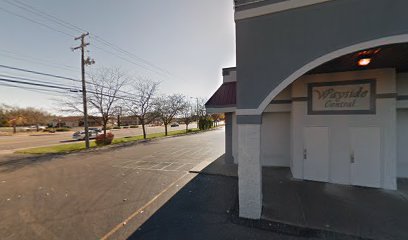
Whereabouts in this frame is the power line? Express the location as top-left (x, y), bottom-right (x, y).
top-left (0, 82), bottom-right (68, 96)
top-left (0, 48), bottom-right (78, 70)
top-left (0, 64), bottom-right (79, 82)
top-left (0, 74), bottom-right (76, 89)
top-left (90, 44), bottom-right (169, 78)
top-left (0, 76), bottom-right (137, 101)
top-left (0, 77), bottom-right (75, 91)
top-left (5, 0), bottom-right (82, 34)
top-left (0, 5), bottom-right (75, 38)
top-left (0, 64), bottom-right (136, 97)
top-left (90, 35), bottom-right (173, 77)
top-left (4, 0), bottom-right (175, 78)
top-left (0, 51), bottom-right (78, 73)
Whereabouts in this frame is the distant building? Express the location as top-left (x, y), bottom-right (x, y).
top-left (119, 116), bottom-right (139, 126)
top-left (50, 116), bottom-right (101, 128)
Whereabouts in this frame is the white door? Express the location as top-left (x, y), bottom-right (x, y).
top-left (350, 127), bottom-right (381, 188)
top-left (304, 127), bottom-right (329, 182)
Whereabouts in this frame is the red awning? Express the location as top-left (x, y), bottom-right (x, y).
top-left (205, 82), bottom-right (236, 108)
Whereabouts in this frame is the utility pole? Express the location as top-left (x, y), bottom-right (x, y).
top-left (73, 32), bottom-right (94, 149)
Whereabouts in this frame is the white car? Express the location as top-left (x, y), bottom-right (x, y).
top-left (72, 130), bottom-right (99, 140)
top-left (23, 125), bottom-right (47, 131)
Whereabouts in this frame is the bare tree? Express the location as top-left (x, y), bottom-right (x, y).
top-left (125, 79), bottom-right (160, 139)
top-left (155, 94), bottom-right (186, 136)
top-left (180, 99), bottom-right (194, 132)
top-left (60, 67), bottom-right (129, 136)
top-left (87, 67), bottom-right (129, 136)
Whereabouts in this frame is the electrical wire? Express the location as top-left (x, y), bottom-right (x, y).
top-left (0, 64), bottom-right (79, 82)
top-left (0, 48), bottom-right (78, 70)
top-left (0, 51), bottom-right (78, 74)
top-left (3, 0), bottom-right (175, 78)
top-left (0, 74), bottom-right (77, 89)
top-left (0, 64), bottom-right (136, 97)
top-left (90, 44), bottom-right (168, 77)
top-left (0, 77), bottom-right (137, 101)
top-left (0, 5), bottom-right (75, 38)
top-left (0, 82), bottom-right (68, 96)
top-left (0, 77), bottom-right (75, 91)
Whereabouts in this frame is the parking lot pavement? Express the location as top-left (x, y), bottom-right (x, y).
top-left (126, 174), bottom-right (321, 240)
top-left (0, 127), bottom-right (224, 240)
top-left (0, 123), bottom-right (198, 153)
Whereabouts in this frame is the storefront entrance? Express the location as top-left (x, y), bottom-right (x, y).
top-left (290, 69), bottom-right (397, 190)
top-left (350, 127), bottom-right (381, 187)
top-left (303, 126), bottom-right (382, 187)
top-left (303, 127), bottom-right (329, 182)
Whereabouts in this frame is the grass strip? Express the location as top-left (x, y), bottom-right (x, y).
top-left (16, 128), bottom-right (201, 154)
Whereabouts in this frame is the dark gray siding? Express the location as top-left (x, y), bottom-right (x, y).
top-left (236, 0), bottom-right (408, 109)
top-left (235, 0), bottom-right (288, 11)
top-left (224, 113), bottom-right (234, 163)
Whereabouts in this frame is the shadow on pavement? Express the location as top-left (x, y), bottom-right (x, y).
top-left (126, 166), bottom-right (316, 240)
top-left (0, 154), bottom-right (60, 173)
top-left (127, 155), bottom-right (368, 240)
top-left (60, 140), bottom-right (79, 143)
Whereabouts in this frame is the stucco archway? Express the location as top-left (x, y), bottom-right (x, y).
top-left (254, 34), bottom-right (408, 115)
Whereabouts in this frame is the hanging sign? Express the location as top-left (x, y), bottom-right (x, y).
top-left (308, 80), bottom-right (376, 115)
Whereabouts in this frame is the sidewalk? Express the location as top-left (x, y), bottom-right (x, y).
top-left (127, 173), bottom-right (318, 240)
top-left (128, 156), bottom-right (360, 240)
top-left (262, 168), bottom-right (408, 240)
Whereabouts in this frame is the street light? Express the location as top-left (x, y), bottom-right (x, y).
top-left (190, 97), bottom-right (199, 122)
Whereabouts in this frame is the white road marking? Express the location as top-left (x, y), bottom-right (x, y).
top-left (100, 172), bottom-right (192, 240)
top-left (112, 160), bottom-right (195, 172)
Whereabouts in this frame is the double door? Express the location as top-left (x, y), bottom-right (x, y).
top-left (303, 127), bottom-right (381, 188)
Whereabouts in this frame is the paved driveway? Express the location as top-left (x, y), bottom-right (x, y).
top-left (0, 127), bottom-right (223, 240)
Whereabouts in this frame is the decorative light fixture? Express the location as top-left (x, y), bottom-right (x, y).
top-left (357, 48), bottom-right (381, 67)
top-left (358, 56), bottom-right (372, 66)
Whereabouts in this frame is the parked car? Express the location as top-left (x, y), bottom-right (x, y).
top-left (72, 130), bottom-right (99, 140)
top-left (170, 122), bottom-right (179, 127)
top-left (88, 127), bottom-right (102, 133)
top-left (23, 125), bottom-right (47, 131)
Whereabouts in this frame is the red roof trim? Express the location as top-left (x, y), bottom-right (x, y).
top-left (205, 82), bottom-right (236, 108)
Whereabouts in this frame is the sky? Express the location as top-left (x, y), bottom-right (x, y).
top-left (0, 0), bottom-right (236, 114)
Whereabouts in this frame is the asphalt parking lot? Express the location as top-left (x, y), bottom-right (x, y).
top-left (0, 127), bottom-right (223, 240)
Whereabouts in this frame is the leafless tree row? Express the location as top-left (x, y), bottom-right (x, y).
top-left (60, 66), bottom-right (205, 138)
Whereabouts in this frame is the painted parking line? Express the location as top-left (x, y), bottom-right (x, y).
top-left (112, 160), bottom-right (196, 172)
top-left (100, 172), bottom-right (191, 240)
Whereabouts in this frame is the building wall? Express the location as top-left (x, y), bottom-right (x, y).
top-left (236, 0), bottom-right (408, 110)
top-left (225, 112), bottom-right (234, 164)
top-left (291, 69), bottom-right (397, 189)
top-left (397, 73), bottom-right (408, 178)
top-left (232, 69), bottom-right (408, 183)
top-left (232, 113), bottom-right (238, 164)
top-left (397, 109), bottom-right (408, 178)
top-left (261, 112), bottom-right (291, 166)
